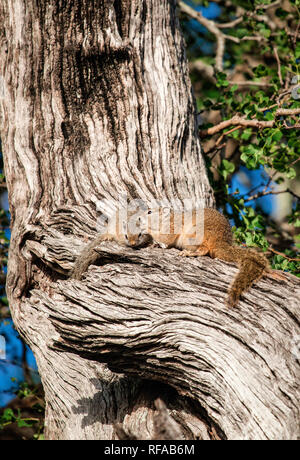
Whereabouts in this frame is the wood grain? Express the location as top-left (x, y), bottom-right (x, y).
top-left (0, 0), bottom-right (298, 440)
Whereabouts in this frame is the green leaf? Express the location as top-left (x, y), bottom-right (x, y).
top-left (216, 72), bottom-right (229, 87)
top-left (17, 418), bottom-right (36, 428)
top-left (245, 233), bottom-right (254, 246)
top-left (286, 167), bottom-right (296, 179)
top-left (253, 64), bottom-right (269, 77)
top-left (258, 23), bottom-right (271, 38)
top-left (1, 408), bottom-right (15, 422)
top-left (220, 159), bottom-right (235, 180)
top-left (241, 128), bottom-right (252, 140)
top-left (294, 219), bottom-right (300, 227)
top-left (222, 159), bottom-right (235, 173)
top-left (265, 111), bottom-right (274, 121)
top-left (272, 130), bottom-right (283, 142)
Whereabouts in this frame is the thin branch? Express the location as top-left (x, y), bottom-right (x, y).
top-left (288, 188), bottom-right (300, 200)
top-left (189, 59), bottom-right (216, 84)
top-left (244, 188), bottom-right (300, 203)
top-left (256, 1), bottom-right (281, 11)
top-left (293, 19), bottom-right (300, 46)
top-left (217, 1), bottom-right (280, 33)
top-left (201, 108), bottom-right (300, 136)
top-left (289, 156), bottom-right (300, 166)
top-left (216, 35), bottom-right (225, 72)
top-left (276, 108), bottom-right (300, 116)
top-left (228, 81), bottom-right (273, 87)
top-left (216, 125), bottom-right (242, 145)
top-left (268, 246), bottom-right (300, 262)
top-left (239, 35), bottom-right (265, 42)
top-left (250, 13), bottom-right (277, 32)
top-left (178, 1), bottom-right (268, 71)
top-left (217, 16), bottom-right (244, 29)
top-left (178, 1), bottom-right (228, 71)
top-left (257, 103), bottom-right (279, 111)
top-left (264, 168), bottom-right (278, 191)
top-left (204, 142), bottom-right (226, 159)
top-left (274, 46), bottom-right (284, 86)
top-left (201, 116), bottom-right (274, 136)
top-left (283, 120), bottom-right (300, 129)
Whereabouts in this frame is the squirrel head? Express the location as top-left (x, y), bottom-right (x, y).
top-left (117, 209), bottom-right (152, 248)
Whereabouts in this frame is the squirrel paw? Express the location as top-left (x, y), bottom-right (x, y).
top-left (179, 246), bottom-right (209, 257)
top-left (179, 249), bottom-right (197, 257)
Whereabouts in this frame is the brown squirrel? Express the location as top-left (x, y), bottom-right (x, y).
top-left (71, 206), bottom-right (278, 307)
top-left (70, 208), bottom-right (152, 280)
top-left (143, 207), bottom-right (270, 307)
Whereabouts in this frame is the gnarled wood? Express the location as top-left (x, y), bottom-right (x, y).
top-left (26, 237), bottom-right (300, 439)
top-left (0, 0), bottom-right (299, 440)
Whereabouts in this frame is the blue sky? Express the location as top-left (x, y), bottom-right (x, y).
top-left (0, 320), bottom-right (38, 406)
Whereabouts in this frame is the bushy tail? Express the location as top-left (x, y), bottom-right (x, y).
top-left (213, 243), bottom-right (269, 307)
top-left (70, 235), bottom-right (106, 280)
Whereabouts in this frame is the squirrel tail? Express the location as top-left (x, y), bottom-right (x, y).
top-left (70, 235), bottom-right (107, 280)
top-left (212, 243), bottom-right (269, 307)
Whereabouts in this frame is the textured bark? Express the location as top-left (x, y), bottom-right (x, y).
top-left (0, 0), bottom-right (299, 440)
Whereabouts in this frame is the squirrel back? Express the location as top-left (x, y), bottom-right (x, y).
top-left (145, 207), bottom-right (269, 307)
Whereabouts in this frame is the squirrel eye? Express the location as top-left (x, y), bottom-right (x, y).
top-left (125, 234), bottom-right (128, 239)
top-left (138, 232), bottom-right (142, 238)
top-left (147, 210), bottom-right (152, 215)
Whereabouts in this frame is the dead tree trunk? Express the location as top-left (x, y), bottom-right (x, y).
top-left (0, 0), bottom-right (299, 440)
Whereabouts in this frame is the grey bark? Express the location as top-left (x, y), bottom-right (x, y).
top-left (0, 0), bottom-right (299, 440)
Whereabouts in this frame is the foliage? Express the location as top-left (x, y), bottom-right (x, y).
top-left (180, 0), bottom-right (300, 275)
top-left (0, 407), bottom-right (36, 429)
top-left (0, 382), bottom-right (44, 440)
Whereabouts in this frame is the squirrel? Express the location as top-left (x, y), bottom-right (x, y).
top-left (71, 205), bottom-right (280, 307)
top-left (143, 207), bottom-right (271, 307)
top-left (70, 208), bottom-right (152, 280)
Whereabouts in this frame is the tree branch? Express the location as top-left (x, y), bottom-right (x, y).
top-left (274, 46), bottom-right (284, 86)
top-left (201, 108), bottom-right (300, 136)
top-left (228, 81), bottom-right (273, 87)
top-left (178, 1), bottom-right (237, 71)
top-left (268, 246), bottom-right (300, 262)
top-left (178, 1), bottom-right (268, 71)
top-left (244, 187), bottom-right (300, 203)
top-left (24, 232), bottom-right (300, 440)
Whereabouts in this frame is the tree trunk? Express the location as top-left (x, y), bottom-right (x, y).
top-left (0, 0), bottom-right (299, 440)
